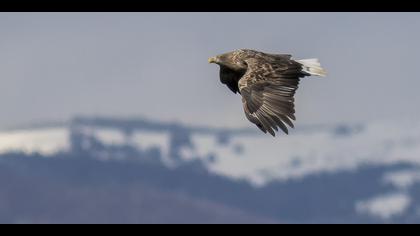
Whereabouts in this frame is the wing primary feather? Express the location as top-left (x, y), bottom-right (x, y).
top-left (255, 111), bottom-right (275, 136)
top-left (271, 115), bottom-right (289, 134)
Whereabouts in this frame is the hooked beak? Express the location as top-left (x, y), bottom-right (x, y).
top-left (208, 57), bottom-right (217, 64)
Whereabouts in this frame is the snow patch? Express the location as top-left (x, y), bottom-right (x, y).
top-left (383, 169), bottom-right (420, 189)
top-left (356, 193), bottom-right (411, 220)
top-left (183, 120), bottom-right (420, 186)
top-left (0, 128), bottom-right (69, 156)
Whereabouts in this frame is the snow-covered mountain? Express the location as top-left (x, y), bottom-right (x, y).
top-left (1, 117), bottom-right (420, 223)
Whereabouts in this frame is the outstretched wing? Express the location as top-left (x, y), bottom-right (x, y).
top-left (239, 56), bottom-right (306, 136)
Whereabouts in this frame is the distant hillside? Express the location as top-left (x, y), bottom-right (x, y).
top-left (0, 154), bottom-right (275, 224)
top-left (0, 116), bottom-right (420, 223)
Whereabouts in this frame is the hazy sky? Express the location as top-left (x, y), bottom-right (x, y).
top-left (1, 13), bottom-right (419, 129)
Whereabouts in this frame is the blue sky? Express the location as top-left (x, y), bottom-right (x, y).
top-left (1, 13), bottom-right (419, 128)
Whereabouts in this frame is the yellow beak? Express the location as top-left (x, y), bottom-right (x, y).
top-left (208, 57), bottom-right (217, 64)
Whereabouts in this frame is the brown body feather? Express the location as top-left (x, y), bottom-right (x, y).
top-left (210, 49), bottom-right (324, 136)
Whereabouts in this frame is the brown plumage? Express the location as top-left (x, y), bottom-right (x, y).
top-left (208, 49), bottom-right (326, 136)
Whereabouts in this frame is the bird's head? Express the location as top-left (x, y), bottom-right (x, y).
top-left (208, 51), bottom-right (235, 65)
top-left (208, 56), bottom-right (221, 64)
top-left (208, 51), bottom-right (246, 71)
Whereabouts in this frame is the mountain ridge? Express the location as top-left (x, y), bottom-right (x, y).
top-left (1, 116), bottom-right (420, 223)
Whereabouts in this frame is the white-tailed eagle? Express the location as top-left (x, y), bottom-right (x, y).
top-left (208, 49), bottom-right (326, 136)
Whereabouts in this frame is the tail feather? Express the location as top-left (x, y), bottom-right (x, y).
top-left (295, 58), bottom-right (326, 77)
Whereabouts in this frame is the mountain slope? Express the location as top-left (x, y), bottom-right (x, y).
top-left (1, 117), bottom-right (420, 223)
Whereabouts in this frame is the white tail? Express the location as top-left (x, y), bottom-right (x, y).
top-left (296, 58), bottom-right (326, 77)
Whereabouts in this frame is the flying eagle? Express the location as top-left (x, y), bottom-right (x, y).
top-left (208, 49), bottom-right (326, 136)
